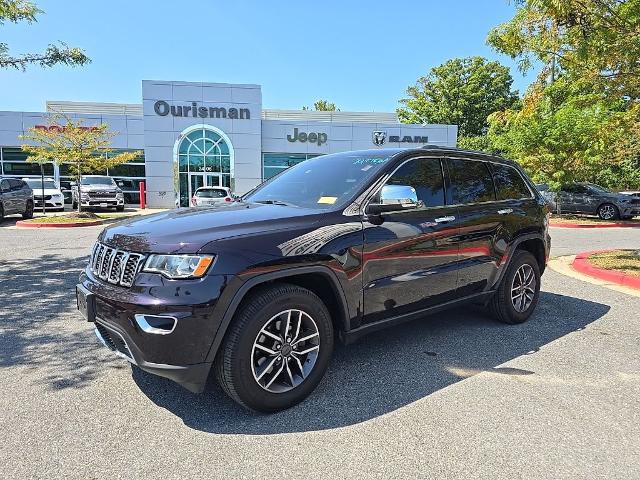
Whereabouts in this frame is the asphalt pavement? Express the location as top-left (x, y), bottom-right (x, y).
top-left (0, 222), bottom-right (639, 479)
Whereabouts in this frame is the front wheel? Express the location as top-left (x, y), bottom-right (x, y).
top-left (489, 250), bottom-right (541, 324)
top-left (22, 200), bottom-right (34, 219)
top-left (598, 203), bottom-right (619, 220)
top-left (116, 205), bottom-right (125, 212)
top-left (215, 283), bottom-right (334, 412)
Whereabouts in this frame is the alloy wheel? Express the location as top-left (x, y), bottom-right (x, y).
top-left (510, 264), bottom-right (536, 313)
top-left (251, 309), bottom-right (320, 393)
top-left (599, 204), bottom-right (616, 220)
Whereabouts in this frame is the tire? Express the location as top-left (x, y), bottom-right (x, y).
top-left (72, 201), bottom-right (78, 210)
top-left (215, 283), bottom-right (334, 412)
top-left (0, 204), bottom-right (4, 222)
top-left (489, 250), bottom-right (541, 325)
top-left (622, 215), bottom-right (634, 220)
top-left (116, 205), bottom-right (125, 212)
top-left (22, 200), bottom-right (34, 219)
top-left (598, 203), bottom-right (619, 220)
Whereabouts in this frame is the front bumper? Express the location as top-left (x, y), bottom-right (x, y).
top-left (80, 198), bottom-right (125, 207)
top-left (619, 205), bottom-right (640, 217)
top-left (78, 267), bottom-right (235, 393)
top-left (34, 199), bottom-right (64, 209)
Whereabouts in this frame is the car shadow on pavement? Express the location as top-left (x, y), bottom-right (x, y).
top-left (0, 254), bottom-right (127, 390)
top-left (133, 291), bottom-right (610, 434)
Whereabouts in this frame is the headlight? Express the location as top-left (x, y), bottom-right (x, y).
top-left (143, 254), bottom-right (215, 279)
top-left (116, 192), bottom-right (124, 199)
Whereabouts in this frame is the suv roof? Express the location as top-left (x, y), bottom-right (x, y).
top-left (352, 146), bottom-right (520, 168)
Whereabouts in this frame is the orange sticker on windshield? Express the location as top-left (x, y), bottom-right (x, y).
top-left (317, 196), bottom-right (337, 204)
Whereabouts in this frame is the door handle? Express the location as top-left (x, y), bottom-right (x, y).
top-left (497, 208), bottom-right (513, 215)
top-left (434, 216), bottom-right (456, 223)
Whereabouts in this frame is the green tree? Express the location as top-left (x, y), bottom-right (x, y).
top-left (397, 56), bottom-right (519, 137)
top-left (0, 0), bottom-right (90, 70)
top-left (487, 0), bottom-right (640, 99)
top-left (21, 116), bottom-right (141, 212)
top-left (302, 100), bottom-right (340, 111)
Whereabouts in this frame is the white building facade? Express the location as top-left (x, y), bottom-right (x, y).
top-left (0, 80), bottom-right (458, 207)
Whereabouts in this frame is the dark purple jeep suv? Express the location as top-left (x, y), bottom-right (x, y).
top-left (77, 147), bottom-right (551, 412)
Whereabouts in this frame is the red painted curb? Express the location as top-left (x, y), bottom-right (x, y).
top-left (550, 221), bottom-right (640, 228)
top-left (16, 219), bottom-right (103, 228)
top-left (572, 250), bottom-right (640, 289)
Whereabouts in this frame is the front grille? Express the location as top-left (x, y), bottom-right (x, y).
top-left (89, 191), bottom-right (117, 198)
top-left (95, 323), bottom-right (133, 361)
top-left (34, 195), bottom-right (52, 200)
top-left (90, 242), bottom-right (145, 287)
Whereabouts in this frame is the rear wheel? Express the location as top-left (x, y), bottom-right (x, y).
top-left (22, 200), bottom-right (34, 219)
top-left (598, 203), bottom-right (619, 220)
top-left (215, 283), bottom-right (334, 412)
top-left (0, 204), bottom-right (4, 222)
top-left (489, 250), bottom-right (541, 324)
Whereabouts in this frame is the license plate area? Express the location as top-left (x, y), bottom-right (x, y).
top-left (76, 284), bottom-right (96, 322)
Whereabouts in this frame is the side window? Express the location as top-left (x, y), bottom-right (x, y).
top-left (8, 179), bottom-right (23, 191)
top-left (384, 157), bottom-right (445, 208)
top-left (0, 180), bottom-right (9, 193)
top-left (447, 159), bottom-right (495, 204)
top-left (491, 163), bottom-right (532, 200)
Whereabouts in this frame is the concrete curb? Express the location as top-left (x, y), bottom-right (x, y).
top-left (550, 221), bottom-right (640, 229)
top-left (16, 219), bottom-right (104, 228)
top-left (572, 250), bottom-right (640, 290)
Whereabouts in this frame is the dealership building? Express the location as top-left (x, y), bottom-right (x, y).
top-left (0, 80), bottom-right (458, 208)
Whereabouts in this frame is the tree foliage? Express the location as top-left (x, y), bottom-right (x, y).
top-left (20, 116), bottom-right (141, 211)
top-left (303, 100), bottom-right (340, 111)
top-left (485, 0), bottom-right (640, 191)
top-left (0, 0), bottom-right (90, 70)
top-left (398, 56), bottom-right (519, 137)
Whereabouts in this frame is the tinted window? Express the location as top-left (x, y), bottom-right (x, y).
top-left (448, 159), bottom-right (495, 204)
top-left (8, 179), bottom-right (24, 191)
top-left (384, 158), bottom-right (445, 208)
top-left (0, 180), bottom-right (9, 193)
top-left (562, 184), bottom-right (587, 194)
top-left (491, 163), bottom-right (531, 200)
top-left (196, 188), bottom-right (226, 198)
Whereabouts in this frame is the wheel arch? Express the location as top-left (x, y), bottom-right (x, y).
top-left (205, 266), bottom-right (349, 364)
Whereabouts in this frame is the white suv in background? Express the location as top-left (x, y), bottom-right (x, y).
top-left (192, 186), bottom-right (234, 206)
top-left (23, 177), bottom-right (65, 211)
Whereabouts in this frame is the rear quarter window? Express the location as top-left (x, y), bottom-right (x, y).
top-left (491, 163), bottom-right (532, 200)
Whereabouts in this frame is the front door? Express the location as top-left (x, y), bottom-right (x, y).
top-left (361, 156), bottom-right (461, 325)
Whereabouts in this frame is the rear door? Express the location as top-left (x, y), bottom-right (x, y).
top-left (446, 157), bottom-right (505, 296)
top-left (362, 156), bottom-right (461, 324)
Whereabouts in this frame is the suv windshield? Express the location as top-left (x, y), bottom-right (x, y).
top-left (81, 176), bottom-right (115, 186)
top-left (196, 188), bottom-right (226, 198)
top-left (25, 179), bottom-right (57, 189)
top-left (244, 151), bottom-right (392, 209)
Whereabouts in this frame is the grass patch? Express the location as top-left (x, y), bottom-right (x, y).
top-left (23, 212), bottom-right (102, 224)
top-left (589, 250), bottom-right (640, 277)
top-left (551, 214), bottom-right (640, 224)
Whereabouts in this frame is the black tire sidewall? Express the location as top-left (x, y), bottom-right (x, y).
top-left (224, 286), bottom-right (334, 412)
top-left (23, 201), bottom-right (34, 219)
top-left (499, 251), bottom-right (541, 324)
top-left (598, 203), bottom-right (619, 220)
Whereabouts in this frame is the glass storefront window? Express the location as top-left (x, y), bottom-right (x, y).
top-left (262, 153), bottom-right (319, 180)
top-left (2, 161), bottom-right (54, 176)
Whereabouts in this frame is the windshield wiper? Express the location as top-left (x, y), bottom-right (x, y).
top-left (254, 199), bottom-right (294, 206)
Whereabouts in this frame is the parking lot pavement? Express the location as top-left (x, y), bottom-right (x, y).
top-left (1, 226), bottom-right (639, 479)
top-left (550, 225), bottom-right (640, 256)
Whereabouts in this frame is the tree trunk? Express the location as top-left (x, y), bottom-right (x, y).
top-left (40, 164), bottom-right (46, 215)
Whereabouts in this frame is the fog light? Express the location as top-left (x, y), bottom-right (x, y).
top-left (134, 314), bottom-right (177, 335)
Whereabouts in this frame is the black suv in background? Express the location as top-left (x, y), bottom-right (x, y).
top-left (76, 147), bottom-right (550, 412)
top-left (0, 177), bottom-right (34, 221)
top-left (556, 183), bottom-right (640, 220)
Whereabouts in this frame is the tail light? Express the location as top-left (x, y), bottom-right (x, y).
top-left (191, 196), bottom-right (197, 206)
top-left (224, 197), bottom-right (231, 202)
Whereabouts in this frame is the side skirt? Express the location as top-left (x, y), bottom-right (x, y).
top-left (342, 291), bottom-right (495, 345)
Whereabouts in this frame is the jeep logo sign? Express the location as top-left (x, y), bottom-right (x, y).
top-left (287, 128), bottom-right (328, 146)
top-left (153, 100), bottom-right (250, 119)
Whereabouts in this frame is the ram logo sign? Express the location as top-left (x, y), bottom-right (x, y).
top-left (373, 131), bottom-right (429, 145)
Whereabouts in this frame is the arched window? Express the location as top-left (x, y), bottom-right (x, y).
top-left (175, 126), bottom-right (233, 207)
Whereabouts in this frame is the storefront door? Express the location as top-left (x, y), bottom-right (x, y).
top-left (188, 173), bottom-right (222, 202)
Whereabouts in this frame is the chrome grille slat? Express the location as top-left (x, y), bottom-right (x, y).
top-left (89, 242), bottom-right (145, 288)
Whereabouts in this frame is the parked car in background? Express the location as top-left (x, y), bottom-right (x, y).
top-left (59, 180), bottom-right (74, 205)
top-left (0, 177), bottom-right (34, 220)
top-left (23, 178), bottom-right (65, 211)
top-left (191, 186), bottom-right (233, 206)
top-left (556, 183), bottom-right (640, 220)
top-left (72, 175), bottom-right (125, 211)
top-left (76, 146), bottom-right (550, 412)
top-left (619, 190), bottom-right (640, 198)
top-left (535, 183), bottom-right (557, 211)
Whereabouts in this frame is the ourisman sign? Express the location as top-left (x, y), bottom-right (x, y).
top-left (153, 100), bottom-right (251, 120)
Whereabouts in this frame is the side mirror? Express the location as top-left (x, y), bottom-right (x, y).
top-left (367, 185), bottom-right (419, 215)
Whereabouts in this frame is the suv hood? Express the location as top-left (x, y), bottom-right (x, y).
top-left (100, 202), bottom-right (324, 253)
top-left (80, 184), bottom-right (118, 191)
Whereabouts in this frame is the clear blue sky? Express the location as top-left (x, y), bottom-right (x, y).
top-left (0, 0), bottom-right (536, 113)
